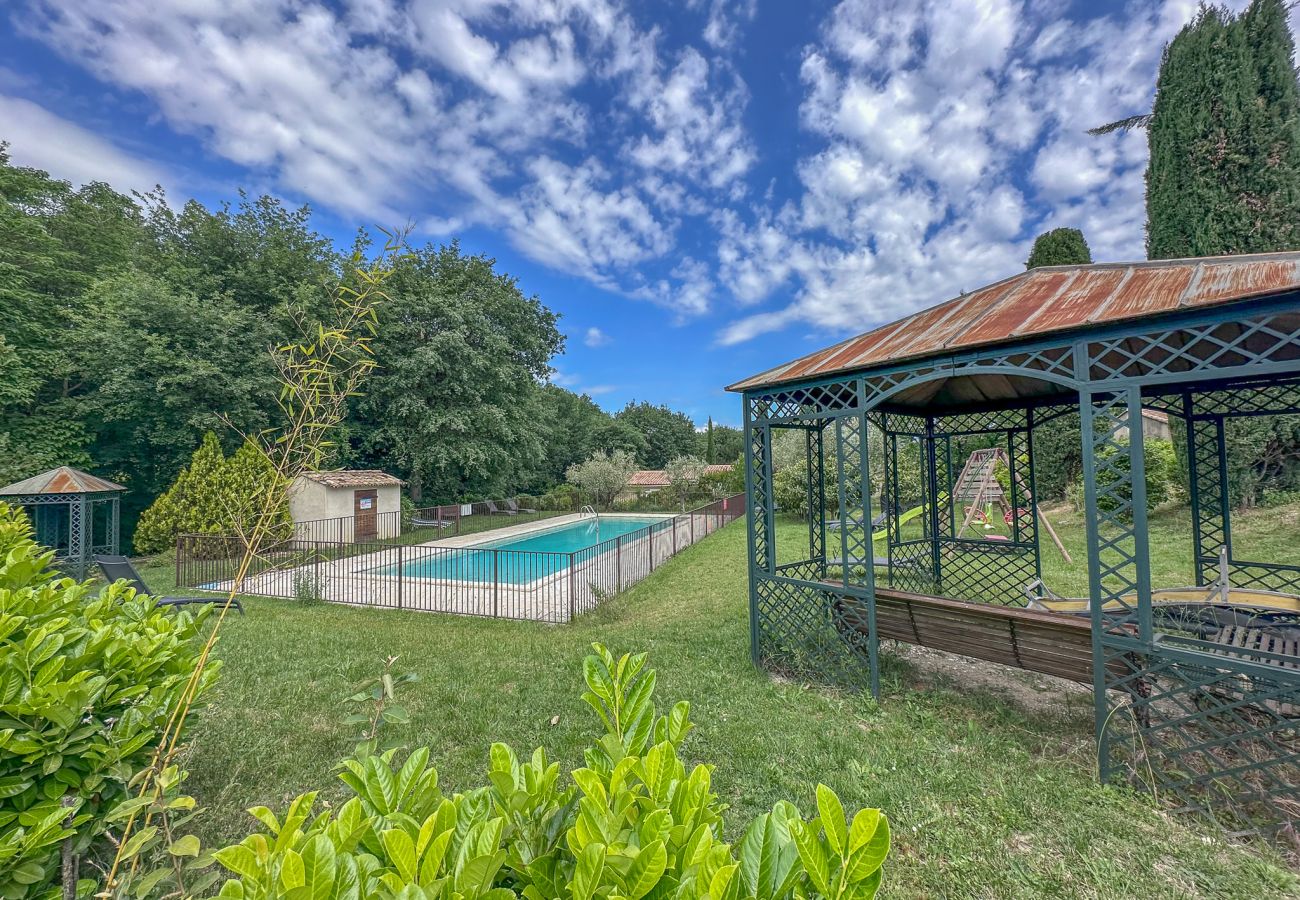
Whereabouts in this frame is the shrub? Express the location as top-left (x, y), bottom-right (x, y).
top-left (135, 432), bottom-right (292, 554)
top-left (700, 460), bottom-right (743, 496)
top-left (540, 484), bottom-right (581, 511)
top-left (1074, 437), bottom-right (1179, 516)
top-left (665, 454), bottom-right (707, 511)
top-left (210, 644), bottom-right (890, 898)
top-left (0, 502), bottom-right (217, 897)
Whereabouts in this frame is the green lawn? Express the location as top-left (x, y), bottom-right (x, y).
top-left (176, 512), bottom-right (1298, 898)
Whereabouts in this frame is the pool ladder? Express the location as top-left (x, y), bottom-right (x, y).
top-left (579, 505), bottom-right (598, 520)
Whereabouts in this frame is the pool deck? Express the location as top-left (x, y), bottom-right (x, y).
top-left (200, 511), bottom-right (689, 623)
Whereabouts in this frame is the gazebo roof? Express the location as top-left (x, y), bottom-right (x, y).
top-left (0, 466), bottom-right (125, 496)
top-left (727, 251), bottom-right (1300, 393)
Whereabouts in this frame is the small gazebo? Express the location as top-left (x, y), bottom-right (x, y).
top-left (0, 466), bottom-right (124, 579)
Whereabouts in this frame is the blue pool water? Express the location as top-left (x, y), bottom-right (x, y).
top-left (379, 516), bottom-right (670, 583)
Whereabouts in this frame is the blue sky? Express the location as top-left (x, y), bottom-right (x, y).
top-left (3, 0), bottom-right (1287, 427)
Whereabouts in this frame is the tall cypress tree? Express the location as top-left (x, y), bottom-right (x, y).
top-left (1146, 0), bottom-right (1300, 259)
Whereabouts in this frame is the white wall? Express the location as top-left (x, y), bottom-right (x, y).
top-left (289, 478), bottom-right (402, 542)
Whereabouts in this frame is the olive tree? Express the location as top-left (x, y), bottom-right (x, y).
top-left (565, 449), bottom-right (638, 509)
top-left (665, 454), bottom-right (707, 511)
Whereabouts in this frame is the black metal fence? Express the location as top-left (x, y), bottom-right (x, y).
top-left (176, 494), bottom-right (745, 623)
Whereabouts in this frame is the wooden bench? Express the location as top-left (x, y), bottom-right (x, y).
top-left (832, 585), bottom-right (1127, 684)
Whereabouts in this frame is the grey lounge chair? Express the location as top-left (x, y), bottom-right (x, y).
top-left (411, 514), bottom-right (453, 528)
top-left (95, 555), bottom-right (244, 614)
top-left (485, 500), bottom-right (516, 516)
top-left (505, 498), bottom-right (537, 514)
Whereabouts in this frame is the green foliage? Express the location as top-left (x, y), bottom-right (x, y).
top-left (696, 419), bottom-right (743, 467)
top-left (566, 451), bottom-right (639, 511)
top-left (349, 242), bottom-right (563, 504)
top-left (0, 502), bottom-right (216, 897)
top-left (1025, 228), bottom-right (1092, 268)
top-left (210, 644), bottom-right (889, 899)
top-left (1074, 437), bottom-right (1179, 516)
top-left (1146, 0), bottom-right (1300, 259)
top-left (342, 656), bottom-right (420, 760)
top-left (700, 462), bottom-right (743, 498)
top-left (665, 455), bottom-right (707, 511)
top-left (615, 402), bottom-right (698, 470)
top-left (540, 484), bottom-right (582, 512)
top-left (134, 433), bottom-right (291, 554)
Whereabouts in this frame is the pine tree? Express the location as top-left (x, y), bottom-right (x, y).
top-left (134, 432), bottom-right (227, 553)
top-left (219, 440), bottom-right (293, 540)
top-left (1147, 0), bottom-right (1300, 259)
top-left (1026, 228), bottom-right (1092, 269)
top-left (134, 433), bottom-right (291, 553)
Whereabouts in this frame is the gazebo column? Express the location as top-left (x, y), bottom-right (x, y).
top-left (1183, 396), bottom-right (1230, 586)
top-left (71, 494), bottom-right (88, 580)
top-left (1080, 385), bottom-right (1155, 782)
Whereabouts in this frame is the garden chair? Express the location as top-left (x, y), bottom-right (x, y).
top-left (411, 509), bottom-right (454, 528)
top-left (827, 510), bottom-right (887, 531)
top-left (485, 500), bottom-right (516, 516)
top-left (95, 555), bottom-right (244, 614)
top-left (505, 498), bottom-right (537, 514)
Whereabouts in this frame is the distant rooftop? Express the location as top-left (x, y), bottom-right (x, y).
top-left (728, 251), bottom-right (1300, 393)
top-left (0, 466), bottom-right (125, 496)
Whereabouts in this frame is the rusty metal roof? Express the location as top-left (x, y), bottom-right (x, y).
top-left (727, 252), bottom-right (1300, 392)
top-left (0, 466), bottom-right (125, 496)
top-left (297, 469), bottom-right (403, 489)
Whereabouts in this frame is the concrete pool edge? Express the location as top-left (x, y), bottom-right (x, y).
top-left (423, 511), bottom-right (674, 549)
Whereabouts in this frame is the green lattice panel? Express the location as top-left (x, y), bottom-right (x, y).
top-left (1102, 642), bottom-right (1300, 837)
top-left (753, 575), bottom-right (872, 687)
top-left (1088, 313), bottom-right (1300, 382)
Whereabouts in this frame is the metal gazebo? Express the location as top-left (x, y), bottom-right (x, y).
top-left (729, 252), bottom-right (1300, 837)
top-left (0, 466), bottom-right (124, 579)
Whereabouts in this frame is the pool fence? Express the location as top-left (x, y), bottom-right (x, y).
top-left (174, 493), bottom-right (746, 622)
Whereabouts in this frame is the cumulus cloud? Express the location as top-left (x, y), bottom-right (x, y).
top-left (715, 0), bottom-right (1260, 345)
top-left (584, 326), bottom-right (610, 347)
top-left (14, 0), bottom-right (753, 315)
top-left (12, 0), bottom-right (1288, 349)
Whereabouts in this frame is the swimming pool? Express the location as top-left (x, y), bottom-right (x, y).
top-left (379, 515), bottom-right (671, 584)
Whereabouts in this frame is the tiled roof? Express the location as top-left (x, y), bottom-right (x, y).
top-left (728, 252), bottom-right (1300, 392)
top-left (703, 464), bottom-right (735, 475)
top-left (627, 470), bottom-right (671, 487)
top-left (298, 470), bottom-right (403, 489)
top-left (0, 466), bottom-right (125, 496)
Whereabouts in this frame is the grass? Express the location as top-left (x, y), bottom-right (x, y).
top-left (175, 509), bottom-right (1299, 898)
top-left (788, 498), bottom-right (1300, 598)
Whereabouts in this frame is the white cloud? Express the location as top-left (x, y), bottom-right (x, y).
top-left (714, 0), bottom-right (1255, 345)
top-left (14, 0), bottom-right (754, 314)
top-left (584, 326), bottom-right (610, 347)
top-left (0, 94), bottom-right (168, 192)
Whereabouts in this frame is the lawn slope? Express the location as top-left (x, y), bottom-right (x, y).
top-left (186, 518), bottom-right (1298, 899)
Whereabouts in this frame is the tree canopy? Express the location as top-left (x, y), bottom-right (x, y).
top-left (0, 146), bottom-right (721, 546)
top-left (1025, 228), bottom-right (1092, 269)
top-left (615, 401), bottom-right (699, 469)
